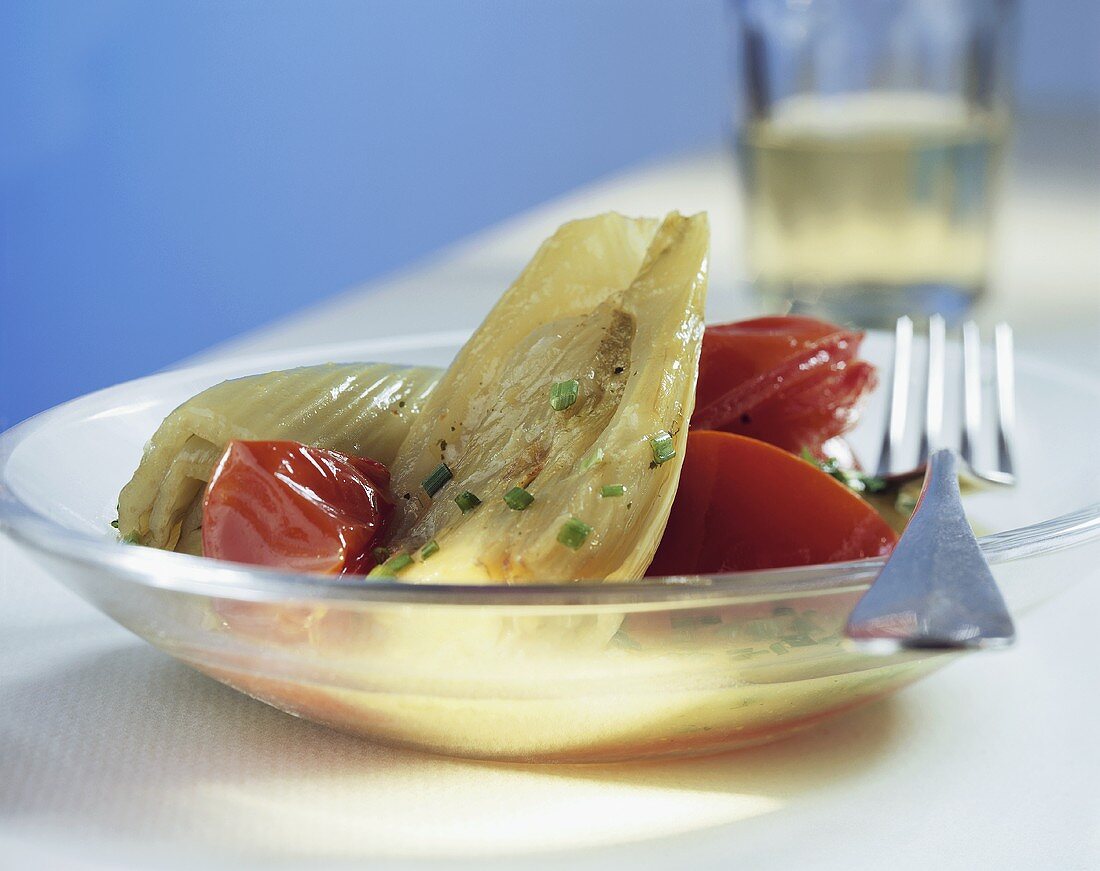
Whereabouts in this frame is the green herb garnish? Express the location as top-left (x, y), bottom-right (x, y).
top-left (549, 379), bottom-right (579, 411)
top-left (503, 486), bottom-right (534, 511)
top-left (800, 448), bottom-right (887, 493)
top-left (455, 490), bottom-right (482, 513)
top-left (369, 552), bottom-right (413, 578)
top-left (421, 462), bottom-right (453, 497)
top-left (386, 553), bottom-right (413, 573)
top-left (110, 519), bottom-right (119, 529)
top-left (557, 517), bottom-right (593, 550)
top-left (420, 539), bottom-right (440, 560)
top-left (600, 484), bottom-right (625, 498)
top-left (648, 431), bottom-right (676, 465)
top-left (579, 446), bottom-right (604, 471)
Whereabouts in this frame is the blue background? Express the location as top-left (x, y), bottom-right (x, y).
top-left (2, 0), bottom-right (1097, 427)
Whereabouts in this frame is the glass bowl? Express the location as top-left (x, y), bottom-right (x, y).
top-left (1, 331), bottom-right (1098, 762)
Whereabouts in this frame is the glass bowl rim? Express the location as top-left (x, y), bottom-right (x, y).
top-left (2, 334), bottom-right (1098, 608)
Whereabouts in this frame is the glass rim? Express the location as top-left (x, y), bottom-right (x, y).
top-left (3, 463), bottom-right (1096, 608)
top-left (2, 333), bottom-right (1097, 609)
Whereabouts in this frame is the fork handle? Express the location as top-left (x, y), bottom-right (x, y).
top-left (846, 449), bottom-right (1016, 652)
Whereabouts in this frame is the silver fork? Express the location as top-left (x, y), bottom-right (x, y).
top-left (845, 315), bottom-right (1017, 652)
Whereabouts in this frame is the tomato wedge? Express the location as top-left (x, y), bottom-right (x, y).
top-left (646, 431), bottom-right (896, 576)
top-left (692, 316), bottom-right (877, 456)
top-left (203, 440), bottom-right (394, 574)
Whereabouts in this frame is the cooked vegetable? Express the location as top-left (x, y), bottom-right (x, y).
top-left (691, 316), bottom-right (876, 456)
top-left (202, 440), bottom-right (393, 574)
top-left (385, 211), bottom-right (709, 582)
top-left (116, 362), bottom-right (439, 553)
top-left (646, 430), bottom-right (897, 576)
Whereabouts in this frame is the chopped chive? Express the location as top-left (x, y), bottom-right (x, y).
top-left (421, 462), bottom-right (453, 497)
top-left (861, 476), bottom-right (888, 493)
top-left (455, 490), bottom-right (482, 513)
top-left (579, 446), bottom-right (604, 471)
top-left (503, 486), bottom-right (534, 511)
top-left (110, 519), bottom-right (119, 529)
top-left (386, 553), bottom-right (413, 573)
top-left (557, 517), bottom-right (593, 550)
top-left (648, 431), bottom-right (676, 465)
top-left (369, 552), bottom-right (413, 577)
top-left (420, 539), bottom-right (440, 560)
top-left (801, 446), bottom-right (887, 493)
top-left (600, 484), bottom-right (625, 498)
top-left (549, 379), bottom-right (579, 411)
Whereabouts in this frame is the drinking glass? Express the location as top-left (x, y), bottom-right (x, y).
top-left (732, 0), bottom-right (1016, 326)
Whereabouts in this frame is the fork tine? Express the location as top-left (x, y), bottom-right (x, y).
top-left (876, 316), bottom-right (913, 477)
top-left (918, 314), bottom-right (946, 465)
top-left (960, 321), bottom-right (982, 471)
top-left (994, 323), bottom-right (1017, 480)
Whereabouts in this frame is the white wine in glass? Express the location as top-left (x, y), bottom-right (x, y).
top-left (741, 92), bottom-right (1007, 325)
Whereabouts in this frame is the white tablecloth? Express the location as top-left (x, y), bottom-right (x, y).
top-left (3, 119), bottom-right (1098, 869)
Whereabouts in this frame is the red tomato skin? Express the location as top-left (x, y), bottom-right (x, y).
top-left (692, 316), bottom-right (877, 456)
top-left (646, 430), bottom-right (896, 576)
top-left (202, 440), bottom-right (393, 575)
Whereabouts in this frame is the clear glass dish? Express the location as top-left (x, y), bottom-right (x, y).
top-left (2, 330), bottom-right (1098, 762)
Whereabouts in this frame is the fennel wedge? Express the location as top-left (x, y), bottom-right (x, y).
top-left (117, 363), bottom-right (440, 552)
top-left (387, 211), bottom-right (709, 582)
